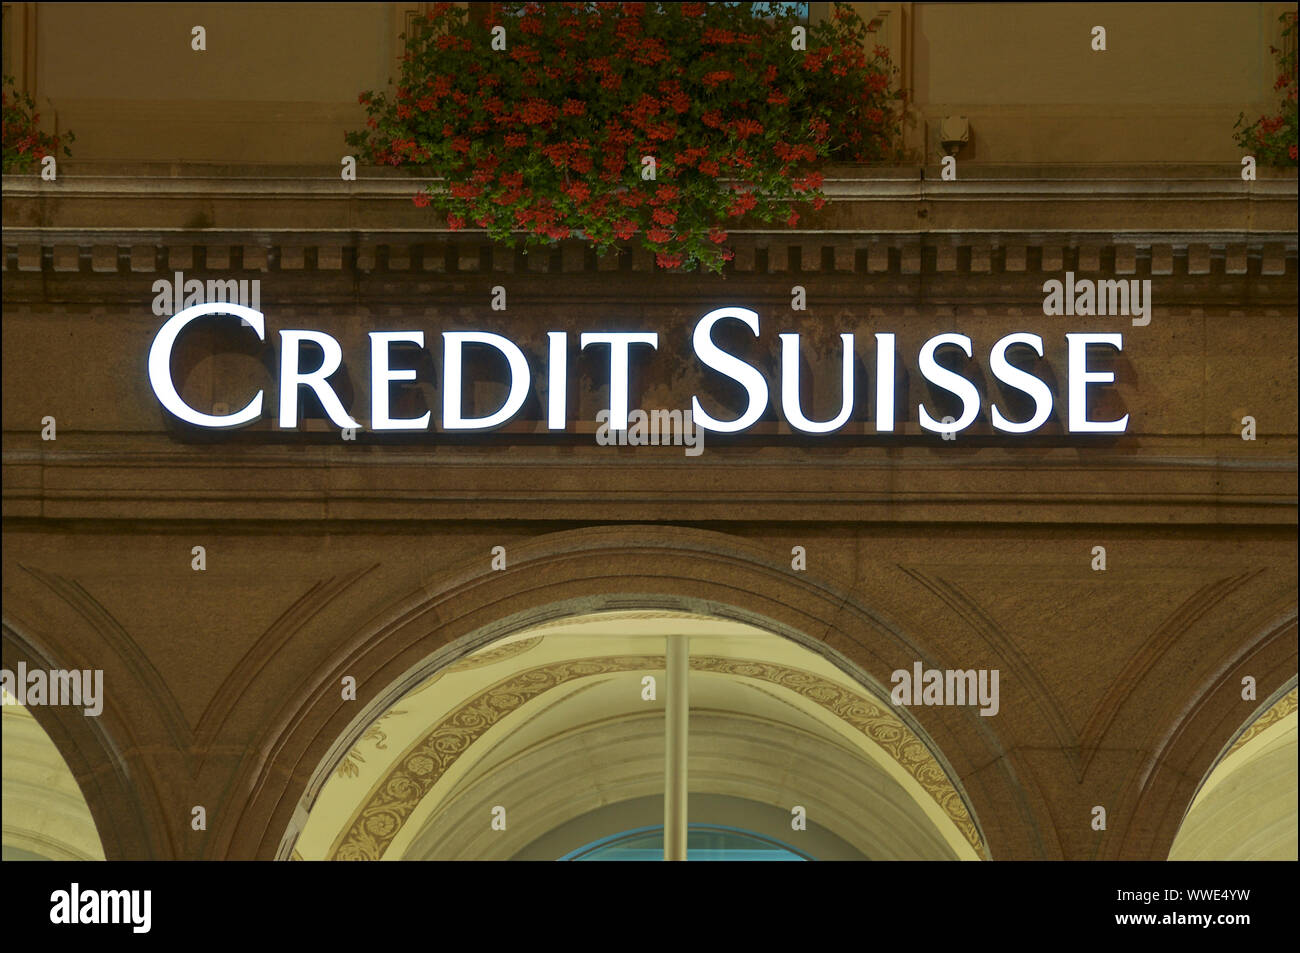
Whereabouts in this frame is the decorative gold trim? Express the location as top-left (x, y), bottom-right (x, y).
top-left (330, 656), bottom-right (660, 860)
top-left (445, 635), bottom-right (543, 672)
top-left (691, 655), bottom-right (985, 856)
top-left (328, 655), bottom-right (986, 860)
top-left (1223, 687), bottom-right (1297, 762)
top-left (334, 709), bottom-right (408, 781)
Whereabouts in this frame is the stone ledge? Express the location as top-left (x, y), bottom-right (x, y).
top-left (5, 163), bottom-right (1295, 240)
top-left (4, 236), bottom-right (1295, 279)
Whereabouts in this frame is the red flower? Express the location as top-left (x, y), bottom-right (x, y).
top-left (412, 192), bottom-right (431, 208)
top-left (520, 99), bottom-right (559, 125)
top-left (446, 213), bottom-right (465, 229)
top-left (652, 207), bottom-right (678, 225)
top-left (646, 227), bottom-right (672, 243)
top-left (1291, 144), bottom-right (1299, 161)
top-left (726, 192), bottom-right (757, 217)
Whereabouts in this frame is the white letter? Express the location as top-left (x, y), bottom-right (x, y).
top-left (779, 332), bottom-right (854, 433)
top-left (547, 331), bottom-right (567, 430)
top-left (691, 307), bottom-right (768, 433)
top-left (918, 333), bottom-right (978, 434)
top-left (148, 303), bottom-right (265, 429)
top-left (580, 332), bottom-right (659, 430)
top-left (442, 332), bottom-right (529, 430)
top-left (875, 333), bottom-right (896, 432)
top-left (369, 332), bottom-right (430, 430)
top-left (989, 333), bottom-right (1052, 433)
top-left (1066, 333), bottom-right (1129, 433)
top-left (279, 330), bottom-right (360, 429)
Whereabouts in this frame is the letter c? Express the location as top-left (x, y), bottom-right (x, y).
top-left (148, 302), bottom-right (265, 428)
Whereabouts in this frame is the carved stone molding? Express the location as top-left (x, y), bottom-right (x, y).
top-left (5, 236), bottom-right (1295, 282)
top-left (326, 654), bottom-right (986, 860)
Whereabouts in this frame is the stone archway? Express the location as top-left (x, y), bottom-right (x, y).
top-left (1108, 610), bottom-right (1297, 861)
top-left (286, 610), bottom-right (989, 861)
top-left (0, 623), bottom-right (157, 860)
top-left (1167, 681), bottom-right (1298, 860)
top-left (218, 524), bottom-right (1026, 860)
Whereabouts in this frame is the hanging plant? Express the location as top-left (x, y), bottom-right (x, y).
top-left (2, 74), bottom-right (74, 174)
top-left (347, 1), bottom-right (903, 272)
top-left (1233, 10), bottom-right (1297, 166)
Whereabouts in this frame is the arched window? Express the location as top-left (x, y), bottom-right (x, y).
top-left (561, 824), bottom-right (812, 861)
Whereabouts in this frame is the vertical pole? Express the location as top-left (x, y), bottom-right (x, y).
top-left (664, 635), bottom-right (689, 861)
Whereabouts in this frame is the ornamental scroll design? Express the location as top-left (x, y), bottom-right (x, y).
top-left (334, 709), bottom-right (409, 781)
top-left (329, 655), bottom-right (986, 860)
top-left (689, 655), bottom-right (986, 857)
top-left (330, 656), bottom-right (662, 860)
top-left (1223, 687), bottom-right (1297, 763)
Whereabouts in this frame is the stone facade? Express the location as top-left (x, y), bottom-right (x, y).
top-left (2, 2), bottom-right (1296, 861)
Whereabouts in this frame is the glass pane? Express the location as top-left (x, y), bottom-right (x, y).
top-left (562, 824), bottom-right (810, 860)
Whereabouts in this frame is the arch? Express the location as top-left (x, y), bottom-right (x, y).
top-left (0, 622), bottom-right (152, 860)
top-left (1112, 609), bottom-right (1297, 860)
top-left (2, 698), bottom-right (106, 861)
top-left (246, 521), bottom-right (1018, 861)
top-left (271, 551), bottom-right (1003, 852)
top-left (298, 620), bottom-right (984, 860)
top-left (1168, 682), bottom-right (1297, 860)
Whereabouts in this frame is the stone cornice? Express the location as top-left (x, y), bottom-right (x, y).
top-left (4, 164), bottom-right (1295, 242)
top-left (4, 436), bottom-right (1295, 526)
top-left (5, 165), bottom-right (1295, 280)
top-left (4, 235), bottom-right (1293, 283)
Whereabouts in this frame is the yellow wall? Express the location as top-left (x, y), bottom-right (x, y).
top-left (4, 2), bottom-right (1297, 164)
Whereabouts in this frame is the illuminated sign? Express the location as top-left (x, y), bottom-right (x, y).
top-left (147, 304), bottom-right (1129, 435)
